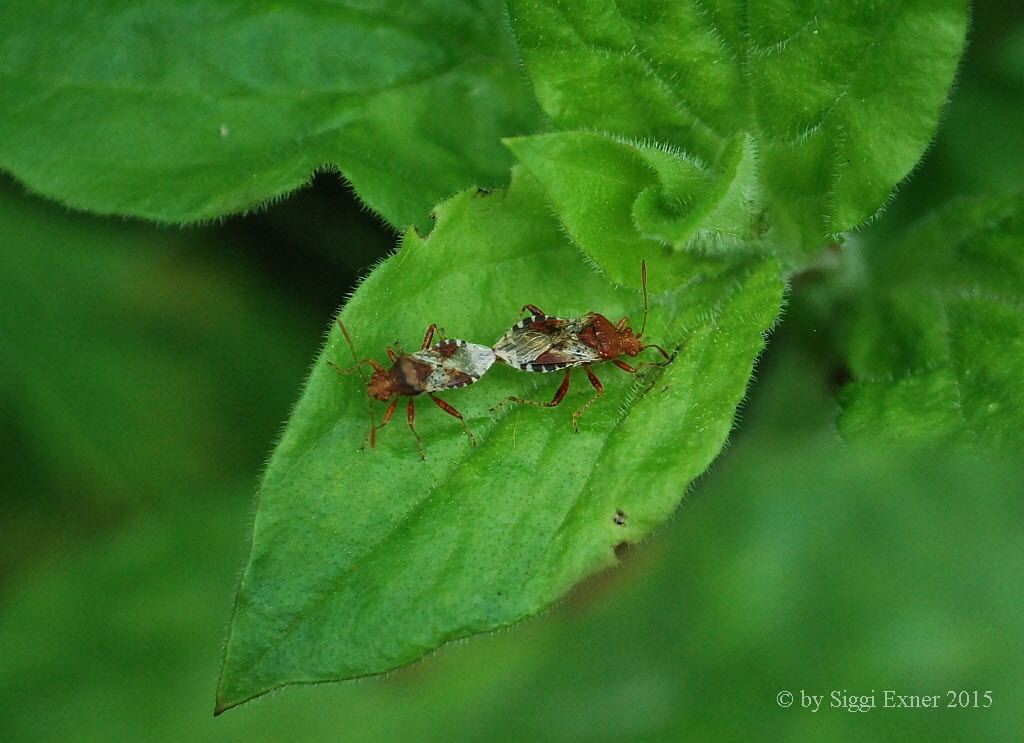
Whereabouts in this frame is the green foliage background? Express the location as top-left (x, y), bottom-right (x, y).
top-left (1, 2), bottom-right (1022, 741)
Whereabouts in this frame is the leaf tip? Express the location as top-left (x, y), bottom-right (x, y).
top-left (213, 678), bottom-right (259, 717)
top-left (213, 688), bottom-right (236, 717)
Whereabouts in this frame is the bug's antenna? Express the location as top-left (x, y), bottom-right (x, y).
top-left (639, 260), bottom-right (651, 337)
top-left (332, 318), bottom-right (377, 440)
top-left (335, 319), bottom-right (367, 382)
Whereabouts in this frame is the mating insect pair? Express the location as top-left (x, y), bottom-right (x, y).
top-left (331, 262), bottom-right (671, 458)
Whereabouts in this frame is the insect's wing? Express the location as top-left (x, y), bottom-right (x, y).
top-left (494, 316), bottom-right (599, 371)
top-left (418, 341), bottom-right (496, 392)
top-left (494, 327), bottom-right (554, 366)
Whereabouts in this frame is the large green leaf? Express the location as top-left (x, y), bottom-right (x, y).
top-left (508, 0), bottom-right (967, 252)
top-left (0, 0), bottom-right (541, 229)
top-left (217, 167), bottom-right (783, 711)
top-left (838, 190), bottom-right (1024, 449)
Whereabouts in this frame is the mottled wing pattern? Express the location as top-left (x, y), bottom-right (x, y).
top-left (493, 314), bottom-right (601, 372)
top-left (415, 340), bottom-right (496, 393)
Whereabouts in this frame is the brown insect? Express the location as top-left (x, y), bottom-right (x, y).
top-left (330, 319), bottom-right (496, 459)
top-left (491, 261), bottom-right (672, 430)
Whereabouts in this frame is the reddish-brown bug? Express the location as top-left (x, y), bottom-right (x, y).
top-left (330, 319), bottom-right (496, 459)
top-left (491, 261), bottom-right (671, 430)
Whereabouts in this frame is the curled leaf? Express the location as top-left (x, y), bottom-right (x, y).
top-left (509, 0), bottom-right (967, 250)
top-left (506, 131), bottom-right (762, 288)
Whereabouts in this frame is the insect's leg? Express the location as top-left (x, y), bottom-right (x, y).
top-left (429, 394), bottom-right (478, 447)
top-left (641, 343), bottom-right (672, 362)
top-left (420, 324), bottom-right (438, 350)
top-left (386, 347), bottom-right (399, 363)
top-left (611, 358), bottom-right (669, 376)
top-left (406, 398), bottom-right (426, 460)
top-left (328, 358), bottom-right (384, 375)
top-left (502, 304), bottom-right (548, 330)
top-left (490, 369), bottom-right (572, 411)
top-left (520, 304), bottom-right (546, 317)
top-left (364, 397), bottom-right (399, 450)
top-left (571, 367), bottom-right (605, 432)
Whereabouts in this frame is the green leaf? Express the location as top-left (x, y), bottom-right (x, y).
top-left (838, 190), bottom-right (1024, 450)
top-left (217, 167), bottom-right (783, 711)
top-left (0, 0), bottom-right (541, 229)
top-left (506, 131), bottom-right (763, 288)
top-left (508, 0), bottom-right (967, 251)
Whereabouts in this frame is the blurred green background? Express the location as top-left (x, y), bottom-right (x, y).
top-left (2, 4), bottom-right (1022, 741)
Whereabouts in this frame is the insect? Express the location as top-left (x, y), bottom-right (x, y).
top-left (491, 261), bottom-right (672, 431)
top-left (330, 319), bottom-right (495, 459)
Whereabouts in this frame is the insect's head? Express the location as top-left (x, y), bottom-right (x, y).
top-left (589, 312), bottom-right (646, 358)
top-left (367, 369), bottom-right (395, 401)
top-left (618, 327), bottom-right (646, 357)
